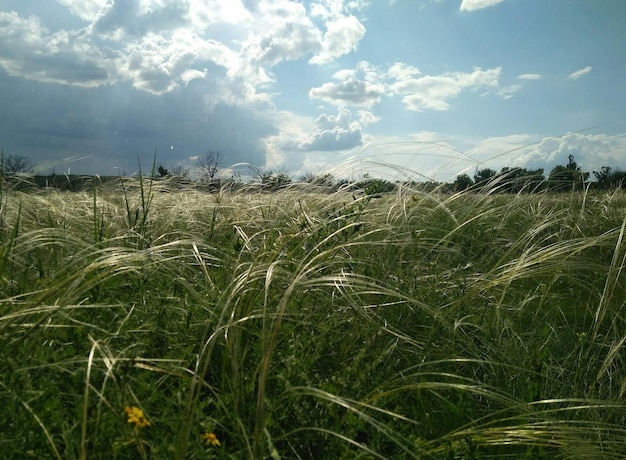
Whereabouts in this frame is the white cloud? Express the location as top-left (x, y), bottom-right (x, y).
top-left (460, 0), bottom-right (505, 12)
top-left (310, 77), bottom-right (386, 108)
top-left (298, 106), bottom-right (363, 151)
top-left (55, 0), bottom-right (108, 22)
top-left (386, 62), bottom-right (421, 80)
top-left (309, 15), bottom-right (366, 64)
top-left (514, 132), bottom-right (626, 172)
top-left (391, 67), bottom-right (502, 111)
top-left (0, 0), bottom-right (368, 104)
top-left (518, 73), bottom-right (542, 80)
top-left (311, 62), bottom-right (506, 111)
top-left (357, 110), bottom-right (380, 126)
top-left (241, 1), bottom-right (321, 67)
top-left (568, 66), bottom-right (592, 80)
top-left (310, 0), bottom-right (369, 20)
top-left (0, 11), bottom-right (111, 87)
top-left (189, 0), bottom-right (253, 27)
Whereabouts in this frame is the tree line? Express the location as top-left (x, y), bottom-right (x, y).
top-left (2, 150), bottom-right (625, 194)
top-left (450, 155), bottom-right (626, 193)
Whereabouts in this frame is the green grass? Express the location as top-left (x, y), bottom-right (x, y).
top-left (0, 177), bottom-right (625, 459)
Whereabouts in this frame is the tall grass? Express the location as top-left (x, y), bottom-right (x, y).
top-left (0, 175), bottom-right (625, 458)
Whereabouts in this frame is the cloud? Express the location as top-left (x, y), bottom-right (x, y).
top-left (518, 73), bottom-right (542, 80)
top-left (568, 66), bottom-right (592, 80)
top-left (386, 62), bottom-right (421, 80)
top-left (514, 132), bottom-right (626, 173)
top-left (309, 78), bottom-right (386, 108)
top-left (310, 0), bottom-right (369, 20)
top-left (93, 0), bottom-right (190, 39)
top-left (391, 67), bottom-right (502, 111)
top-left (309, 15), bottom-right (366, 64)
top-left (310, 61), bottom-right (507, 111)
top-left (0, 11), bottom-right (112, 87)
top-left (241, 1), bottom-right (322, 67)
top-left (357, 110), bottom-right (381, 126)
top-left (0, 72), bottom-right (276, 174)
top-left (298, 107), bottom-right (363, 151)
top-left (459, 0), bottom-right (505, 11)
top-left (0, 0), bottom-right (366, 99)
top-left (56, 0), bottom-right (108, 22)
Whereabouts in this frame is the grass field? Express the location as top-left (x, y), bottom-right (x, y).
top-left (1, 177), bottom-right (625, 459)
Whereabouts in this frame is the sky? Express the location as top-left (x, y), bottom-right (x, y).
top-left (0, 0), bottom-right (625, 181)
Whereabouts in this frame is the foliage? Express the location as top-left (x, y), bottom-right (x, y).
top-left (473, 167), bottom-right (496, 187)
top-left (593, 166), bottom-right (626, 189)
top-left (548, 155), bottom-right (590, 191)
top-left (301, 172), bottom-right (337, 190)
top-left (452, 173), bottom-right (473, 191)
top-left (493, 166), bottom-right (545, 193)
top-left (356, 177), bottom-right (397, 195)
top-left (1, 177), bottom-right (625, 458)
top-left (247, 168), bottom-right (293, 191)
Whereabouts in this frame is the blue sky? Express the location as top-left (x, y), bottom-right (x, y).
top-left (0, 0), bottom-right (625, 181)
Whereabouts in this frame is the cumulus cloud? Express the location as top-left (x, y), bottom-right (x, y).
top-left (390, 66), bottom-right (502, 111)
top-left (310, 77), bottom-right (386, 108)
top-left (309, 15), bottom-right (366, 64)
top-left (241, 1), bottom-right (322, 67)
top-left (0, 11), bottom-right (111, 87)
top-left (568, 66), bottom-right (592, 80)
top-left (0, 0), bottom-right (366, 99)
top-left (460, 0), bottom-right (505, 12)
top-left (298, 107), bottom-right (363, 151)
top-left (310, 61), bottom-right (506, 111)
top-left (93, 0), bottom-right (190, 39)
top-left (357, 110), bottom-right (380, 126)
top-left (56, 0), bottom-right (108, 22)
top-left (514, 132), bottom-right (626, 173)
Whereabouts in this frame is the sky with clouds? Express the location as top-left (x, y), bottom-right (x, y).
top-left (0, 0), bottom-right (625, 181)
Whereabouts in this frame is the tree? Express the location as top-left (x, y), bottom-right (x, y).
top-left (157, 164), bottom-right (170, 177)
top-left (609, 170), bottom-right (626, 189)
top-left (356, 177), bottom-right (396, 195)
top-left (593, 166), bottom-right (626, 189)
top-left (593, 166), bottom-right (612, 185)
top-left (473, 168), bottom-right (496, 186)
top-left (548, 155), bottom-right (588, 191)
top-left (452, 173), bottom-right (473, 192)
top-left (157, 164), bottom-right (189, 179)
top-left (196, 151), bottom-right (221, 182)
top-left (496, 167), bottom-right (545, 193)
top-left (262, 172), bottom-right (292, 191)
top-left (302, 172), bottom-right (335, 186)
top-left (2, 153), bottom-right (35, 176)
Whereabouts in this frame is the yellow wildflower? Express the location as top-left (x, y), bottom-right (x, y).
top-left (201, 432), bottom-right (221, 447)
top-left (124, 405), bottom-right (151, 428)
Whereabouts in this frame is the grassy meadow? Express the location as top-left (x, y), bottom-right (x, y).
top-left (1, 176), bottom-right (625, 459)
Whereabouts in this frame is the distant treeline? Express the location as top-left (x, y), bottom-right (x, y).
top-left (7, 174), bottom-right (120, 191)
top-left (2, 155), bottom-right (625, 195)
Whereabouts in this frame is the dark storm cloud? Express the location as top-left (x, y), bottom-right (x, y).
top-left (0, 72), bottom-right (275, 175)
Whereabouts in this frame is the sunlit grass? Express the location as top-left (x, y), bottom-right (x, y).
top-left (0, 176), bottom-right (625, 458)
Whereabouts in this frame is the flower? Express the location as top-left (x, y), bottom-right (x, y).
top-left (124, 405), bottom-right (151, 428)
top-left (201, 432), bottom-right (221, 447)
